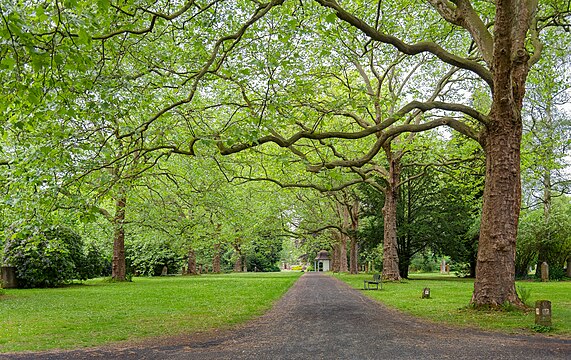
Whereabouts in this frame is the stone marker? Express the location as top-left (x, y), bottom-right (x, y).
top-left (535, 300), bottom-right (552, 327)
top-left (541, 262), bottom-right (549, 282)
top-left (1, 266), bottom-right (18, 289)
top-left (161, 265), bottom-right (168, 276)
top-left (422, 287), bottom-right (430, 299)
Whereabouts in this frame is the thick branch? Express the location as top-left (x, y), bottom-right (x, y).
top-left (427, 0), bottom-right (494, 65)
top-left (231, 176), bottom-right (367, 192)
top-left (314, 0), bottom-right (493, 88)
top-left (306, 117), bottom-right (456, 172)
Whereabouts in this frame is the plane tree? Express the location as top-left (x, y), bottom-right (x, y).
top-left (3, 0), bottom-right (571, 307)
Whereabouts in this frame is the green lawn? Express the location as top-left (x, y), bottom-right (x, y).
top-left (0, 272), bottom-right (302, 353)
top-left (333, 272), bottom-right (571, 338)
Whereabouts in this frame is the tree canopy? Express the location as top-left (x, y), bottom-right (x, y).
top-left (1, 0), bottom-right (570, 307)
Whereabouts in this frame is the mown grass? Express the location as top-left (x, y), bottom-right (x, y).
top-left (333, 272), bottom-right (571, 338)
top-left (0, 272), bottom-right (302, 353)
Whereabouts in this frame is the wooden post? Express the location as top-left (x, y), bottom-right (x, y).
top-left (535, 300), bottom-right (552, 327)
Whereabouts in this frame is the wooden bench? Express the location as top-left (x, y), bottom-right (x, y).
top-left (363, 273), bottom-right (382, 290)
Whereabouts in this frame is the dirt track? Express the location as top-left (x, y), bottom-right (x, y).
top-left (3, 272), bottom-right (570, 359)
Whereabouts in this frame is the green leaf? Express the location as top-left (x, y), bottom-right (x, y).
top-left (1, 57), bottom-right (16, 69)
top-left (325, 13), bottom-right (337, 23)
top-left (98, 0), bottom-right (110, 11)
top-left (78, 29), bottom-right (91, 45)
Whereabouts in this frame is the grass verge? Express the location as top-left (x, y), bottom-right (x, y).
top-left (0, 272), bottom-right (302, 353)
top-left (333, 272), bottom-right (571, 338)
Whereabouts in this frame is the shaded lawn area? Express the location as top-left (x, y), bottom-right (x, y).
top-left (0, 272), bottom-right (302, 353)
top-left (333, 272), bottom-right (571, 338)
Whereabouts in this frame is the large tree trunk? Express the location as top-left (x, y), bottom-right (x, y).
top-left (339, 233), bottom-right (348, 272)
top-left (567, 258), bottom-right (571, 278)
top-left (187, 248), bottom-right (197, 275)
top-left (382, 152), bottom-right (401, 281)
top-left (471, 3), bottom-right (529, 306)
top-left (331, 239), bottom-right (340, 272)
top-left (112, 191), bottom-right (127, 281)
top-left (472, 120), bottom-right (523, 307)
top-left (212, 243), bottom-right (221, 273)
top-left (349, 237), bottom-right (359, 274)
top-left (349, 197), bottom-right (359, 274)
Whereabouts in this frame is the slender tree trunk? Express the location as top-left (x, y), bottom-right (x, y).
top-left (567, 258), bottom-right (571, 278)
top-left (331, 238), bottom-right (340, 272)
top-left (349, 197), bottom-right (359, 274)
top-left (536, 165), bottom-right (552, 278)
top-left (233, 243), bottom-right (242, 272)
top-left (187, 248), bottom-right (197, 275)
top-left (234, 257), bottom-right (242, 272)
top-left (469, 243), bottom-right (477, 278)
top-left (112, 191), bottom-right (127, 281)
top-left (349, 239), bottom-right (358, 274)
top-left (212, 243), bottom-right (221, 273)
top-left (382, 152), bottom-right (401, 281)
top-left (338, 231), bottom-right (348, 272)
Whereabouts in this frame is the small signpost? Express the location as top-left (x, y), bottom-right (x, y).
top-left (535, 300), bottom-right (552, 327)
top-left (422, 287), bottom-right (430, 299)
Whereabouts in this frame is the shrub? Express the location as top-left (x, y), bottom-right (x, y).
top-left (3, 225), bottom-right (83, 288)
top-left (548, 266), bottom-right (566, 281)
top-left (2, 225), bottom-right (105, 288)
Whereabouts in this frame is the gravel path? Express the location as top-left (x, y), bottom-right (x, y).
top-left (3, 272), bottom-right (570, 359)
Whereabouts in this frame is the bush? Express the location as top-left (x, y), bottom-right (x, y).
top-left (3, 225), bottom-right (87, 288)
top-left (78, 243), bottom-right (110, 280)
top-left (126, 241), bottom-right (183, 276)
top-left (548, 266), bottom-right (566, 281)
top-left (409, 253), bottom-right (439, 273)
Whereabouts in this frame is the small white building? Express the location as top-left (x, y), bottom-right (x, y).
top-left (314, 250), bottom-right (330, 272)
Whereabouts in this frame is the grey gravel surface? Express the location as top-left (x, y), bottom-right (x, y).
top-left (2, 272), bottom-right (570, 359)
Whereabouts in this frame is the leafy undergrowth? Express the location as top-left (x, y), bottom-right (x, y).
top-left (333, 272), bottom-right (571, 338)
top-left (0, 272), bottom-right (302, 353)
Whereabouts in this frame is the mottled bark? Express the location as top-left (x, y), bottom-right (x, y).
top-left (339, 233), bottom-right (348, 272)
top-left (112, 191), bottom-right (127, 281)
top-left (233, 243), bottom-right (243, 272)
top-left (382, 151), bottom-right (401, 281)
top-left (471, 0), bottom-right (530, 307)
top-left (331, 239), bottom-right (340, 272)
top-left (349, 239), bottom-right (359, 274)
top-left (212, 243), bottom-right (221, 273)
top-left (187, 248), bottom-right (197, 275)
